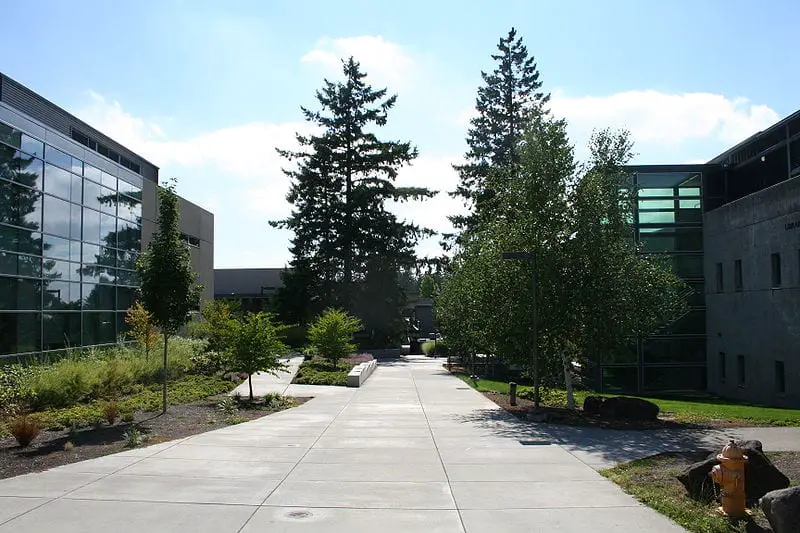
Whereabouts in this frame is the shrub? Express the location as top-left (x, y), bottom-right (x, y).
top-left (226, 312), bottom-right (288, 401)
top-left (123, 426), bottom-right (143, 448)
top-left (307, 308), bottom-right (362, 369)
top-left (124, 301), bottom-right (159, 357)
top-left (293, 359), bottom-right (354, 386)
top-left (263, 393), bottom-right (295, 411)
top-left (121, 411), bottom-right (135, 423)
top-left (0, 364), bottom-right (37, 417)
top-left (217, 397), bottom-right (238, 416)
top-left (10, 416), bottom-right (40, 447)
top-left (103, 402), bottom-right (119, 425)
top-left (421, 341), bottom-right (436, 355)
top-left (193, 300), bottom-right (239, 352)
top-left (63, 440), bottom-right (74, 451)
top-left (190, 350), bottom-right (228, 376)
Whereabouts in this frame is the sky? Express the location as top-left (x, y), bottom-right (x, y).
top-left (2, 0), bottom-right (799, 267)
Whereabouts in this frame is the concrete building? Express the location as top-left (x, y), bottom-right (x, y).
top-left (214, 268), bottom-right (284, 312)
top-left (0, 72), bottom-right (213, 359)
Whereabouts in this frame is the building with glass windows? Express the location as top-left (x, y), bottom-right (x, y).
top-left (0, 72), bottom-right (213, 360)
top-left (597, 110), bottom-right (800, 407)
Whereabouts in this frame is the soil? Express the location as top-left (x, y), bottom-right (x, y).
top-left (0, 397), bottom-right (311, 480)
top-left (484, 391), bottom-right (698, 430)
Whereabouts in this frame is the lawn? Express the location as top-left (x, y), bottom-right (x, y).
top-left (601, 451), bottom-right (800, 533)
top-left (455, 374), bottom-right (800, 427)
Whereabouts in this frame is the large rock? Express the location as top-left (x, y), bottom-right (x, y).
top-left (583, 395), bottom-right (605, 415)
top-left (598, 396), bottom-right (660, 421)
top-left (761, 486), bottom-right (800, 533)
top-left (677, 440), bottom-right (790, 504)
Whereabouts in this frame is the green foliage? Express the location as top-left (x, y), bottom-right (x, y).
top-left (419, 275), bottom-right (437, 299)
top-left (262, 393), bottom-right (295, 411)
top-left (124, 301), bottom-right (159, 356)
top-left (9, 416), bottom-right (40, 447)
top-left (307, 308), bottom-right (362, 368)
top-left (0, 365), bottom-right (37, 417)
top-left (191, 300), bottom-right (239, 352)
top-left (217, 397), bottom-right (238, 416)
top-left (123, 426), bottom-right (143, 448)
top-left (190, 350), bottom-right (228, 376)
top-left (227, 416), bottom-right (247, 425)
top-left (225, 312), bottom-right (289, 401)
top-left (120, 410), bottom-right (135, 423)
top-left (293, 359), bottom-right (354, 386)
top-left (271, 57), bottom-right (434, 334)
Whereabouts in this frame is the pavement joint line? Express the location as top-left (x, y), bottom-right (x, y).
top-left (0, 436), bottom-right (188, 527)
top-left (409, 363), bottom-right (468, 533)
top-left (235, 369), bottom-right (362, 533)
top-left (59, 496), bottom-right (260, 507)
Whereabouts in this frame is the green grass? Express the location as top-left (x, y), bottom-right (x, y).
top-left (455, 374), bottom-right (800, 426)
top-left (293, 359), bottom-right (356, 386)
top-left (601, 454), bottom-right (755, 533)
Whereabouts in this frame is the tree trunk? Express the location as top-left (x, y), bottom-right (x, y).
top-left (162, 334), bottom-right (169, 414)
top-left (248, 373), bottom-right (254, 403)
top-left (562, 352), bottom-right (575, 410)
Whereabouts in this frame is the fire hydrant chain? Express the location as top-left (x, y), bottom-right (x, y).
top-left (709, 440), bottom-right (749, 518)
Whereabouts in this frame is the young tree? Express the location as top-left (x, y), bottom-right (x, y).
top-left (124, 301), bottom-right (158, 357)
top-left (197, 299), bottom-right (239, 352)
top-left (271, 57), bottom-right (435, 340)
top-left (226, 312), bottom-right (288, 402)
top-left (307, 308), bottom-right (362, 369)
top-left (450, 27), bottom-right (549, 240)
top-left (137, 182), bottom-right (201, 413)
top-left (419, 274), bottom-right (437, 299)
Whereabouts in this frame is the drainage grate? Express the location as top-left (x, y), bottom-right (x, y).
top-left (519, 440), bottom-right (552, 446)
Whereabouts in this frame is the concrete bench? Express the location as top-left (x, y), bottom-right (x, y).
top-left (346, 360), bottom-right (377, 387)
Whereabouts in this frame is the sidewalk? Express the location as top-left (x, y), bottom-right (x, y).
top-left (1, 358), bottom-right (689, 532)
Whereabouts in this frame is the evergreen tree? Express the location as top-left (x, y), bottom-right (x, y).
top-left (272, 58), bottom-right (435, 344)
top-left (450, 27), bottom-right (549, 240)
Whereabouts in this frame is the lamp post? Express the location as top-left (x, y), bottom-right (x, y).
top-left (501, 251), bottom-right (539, 409)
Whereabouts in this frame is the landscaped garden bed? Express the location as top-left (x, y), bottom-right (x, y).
top-left (602, 450), bottom-right (800, 533)
top-left (293, 353), bottom-right (374, 386)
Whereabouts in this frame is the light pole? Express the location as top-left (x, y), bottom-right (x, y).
top-left (501, 251), bottom-right (539, 409)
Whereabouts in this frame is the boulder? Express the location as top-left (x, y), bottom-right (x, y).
top-left (598, 396), bottom-right (660, 421)
top-left (583, 395), bottom-right (605, 415)
top-left (677, 440), bottom-right (790, 504)
top-left (761, 486), bottom-right (800, 533)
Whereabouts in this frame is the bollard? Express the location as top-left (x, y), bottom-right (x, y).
top-left (509, 382), bottom-right (517, 406)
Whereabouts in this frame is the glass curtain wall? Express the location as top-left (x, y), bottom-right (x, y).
top-left (0, 120), bottom-right (142, 359)
top-left (600, 170), bottom-right (707, 392)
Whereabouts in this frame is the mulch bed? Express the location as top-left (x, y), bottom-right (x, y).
top-left (484, 391), bottom-right (699, 430)
top-left (0, 397), bottom-right (311, 480)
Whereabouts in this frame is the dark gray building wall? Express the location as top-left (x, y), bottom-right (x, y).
top-left (704, 176), bottom-right (800, 407)
top-left (214, 268), bottom-right (284, 298)
top-left (141, 186), bottom-right (214, 302)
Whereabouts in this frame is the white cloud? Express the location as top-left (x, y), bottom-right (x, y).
top-left (302, 35), bottom-right (416, 88)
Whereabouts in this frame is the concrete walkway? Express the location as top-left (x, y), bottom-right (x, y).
top-left (0, 357), bottom-right (688, 532)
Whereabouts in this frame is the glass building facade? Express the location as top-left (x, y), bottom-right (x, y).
top-left (599, 168), bottom-right (708, 393)
top-left (0, 120), bottom-right (142, 359)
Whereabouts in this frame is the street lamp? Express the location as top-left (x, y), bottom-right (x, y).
top-left (501, 251), bottom-right (540, 409)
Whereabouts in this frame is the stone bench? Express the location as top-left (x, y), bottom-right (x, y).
top-left (346, 360), bottom-right (377, 387)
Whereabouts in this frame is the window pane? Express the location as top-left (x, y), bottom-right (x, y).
top-left (0, 276), bottom-right (41, 310)
top-left (83, 179), bottom-right (103, 211)
top-left (1, 181), bottom-right (43, 230)
top-left (0, 224), bottom-right (41, 255)
top-left (82, 208), bottom-right (101, 244)
top-left (679, 199), bottom-right (701, 209)
top-left (45, 146), bottom-right (72, 170)
top-left (43, 259), bottom-right (81, 282)
top-left (643, 366), bottom-right (706, 391)
top-left (43, 194), bottom-right (72, 238)
top-left (679, 187), bottom-right (701, 197)
top-left (639, 199), bottom-right (675, 209)
top-left (602, 367), bottom-right (638, 393)
top-left (0, 123), bottom-right (22, 148)
top-left (100, 213), bottom-right (117, 247)
top-left (96, 246), bottom-right (117, 267)
top-left (42, 312), bottom-right (81, 350)
top-left (0, 312), bottom-right (41, 355)
top-left (0, 252), bottom-right (41, 277)
top-left (70, 174), bottom-right (82, 205)
top-left (637, 172), bottom-right (701, 188)
top-left (82, 242), bottom-right (100, 265)
top-left (82, 311), bottom-right (116, 346)
top-left (118, 179), bottom-right (141, 197)
top-left (117, 220), bottom-right (141, 251)
top-left (101, 171), bottom-right (117, 190)
top-left (21, 135), bottom-right (44, 158)
top-left (69, 203), bottom-right (82, 241)
top-left (43, 163), bottom-right (73, 200)
top-left (119, 193), bottom-right (142, 222)
top-left (71, 157), bottom-right (83, 176)
top-left (640, 230), bottom-right (703, 252)
top-left (116, 268), bottom-right (139, 286)
top-left (639, 211), bottom-right (675, 224)
top-left (638, 188), bottom-right (674, 197)
top-left (665, 254), bottom-right (704, 278)
top-left (43, 281), bottom-right (82, 310)
top-left (98, 187), bottom-right (117, 215)
top-left (687, 281), bottom-right (705, 307)
top-left (117, 249), bottom-right (138, 270)
top-left (1, 150), bottom-right (44, 189)
top-left (600, 341), bottom-right (638, 364)
top-left (660, 309), bottom-right (706, 334)
top-left (117, 286), bottom-right (137, 310)
top-left (642, 337), bottom-right (706, 364)
top-left (676, 207), bottom-right (702, 223)
top-left (42, 234), bottom-right (81, 262)
top-left (84, 164), bottom-right (102, 183)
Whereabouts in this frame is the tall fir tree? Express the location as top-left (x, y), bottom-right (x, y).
top-left (272, 58), bottom-right (435, 344)
top-left (450, 27), bottom-right (549, 241)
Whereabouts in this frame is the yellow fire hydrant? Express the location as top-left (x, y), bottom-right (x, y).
top-left (709, 440), bottom-right (749, 517)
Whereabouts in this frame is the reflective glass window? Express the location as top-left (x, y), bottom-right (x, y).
top-left (43, 281), bottom-right (82, 311)
top-left (602, 367), bottom-right (638, 393)
top-left (116, 249), bottom-right (138, 270)
top-left (95, 247), bottom-right (116, 268)
top-left (638, 188), bottom-right (674, 197)
top-left (97, 267), bottom-right (117, 285)
top-left (671, 254), bottom-right (704, 278)
top-left (21, 135), bottom-right (44, 158)
top-left (639, 199), bottom-right (675, 210)
top-left (117, 220), bottom-right (141, 251)
top-left (0, 276), bottom-right (41, 310)
top-left (1, 150), bottom-right (44, 189)
top-left (687, 281), bottom-right (705, 307)
top-left (69, 203), bottom-right (82, 241)
top-left (0, 123), bottom-right (22, 148)
top-left (100, 213), bottom-right (117, 246)
top-left (679, 187), bottom-right (701, 197)
top-left (642, 337), bottom-right (706, 364)
top-left (45, 146), bottom-right (72, 170)
top-left (82, 242), bottom-right (100, 265)
top-left (0, 312), bottom-right (41, 355)
top-left (0, 251), bottom-right (41, 277)
top-left (43, 195), bottom-right (72, 238)
top-left (70, 174), bottom-right (82, 204)
top-left (118, 179), bottom-right (141, 197)
top-left (42, 234), bottom-right (81, 262)
top-left (1, 181), bottom-right (43, 230)
top-left (116, 269), bottom-right (139, 286)
top-left (600, 341), bottom-right (638, 364)
top-left (637, 172), bottom-right (701, 188)
top-left (638, 211), bottom-right (675, 224)
top-left (84, 164), bottom-right (102, 183)
top-left (675, 207), bottom-right (702, 224)
top-left (44, 163), bottom-right (72, 200)
top-left (662, 309), bottom-right (705, 334)
top-left (42, 312), bottom-right (81, 350)
top-left (82, 208), bottom-right (101, 244)
top-left (119, 194), bottom-right (142, 222)
top-left (639, 228), bottom-right (702, 252)
top-left (679, 199), bottom-right (701, 209)
top-left (43, 259), bottom-right (81, 282)
top-left (101, 171), bottom-right (117, 190)
top-left (71, 157), bottom-right (83, 176)
top-left (117, 286), bottom-right (137, 310)
top-left (83, 179), bottom-right (102, 211)
top-left (82, 311), bottom-right (116, 345)
top-left (643, 366), bottom-right (706, 391)
top-left (0, 224), bottom-right (41, 255)
top-left (83, 284), bottom-right (116, 310)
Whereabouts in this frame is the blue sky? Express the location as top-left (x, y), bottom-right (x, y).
top-left (2, 0), bottom-right (799, 267)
